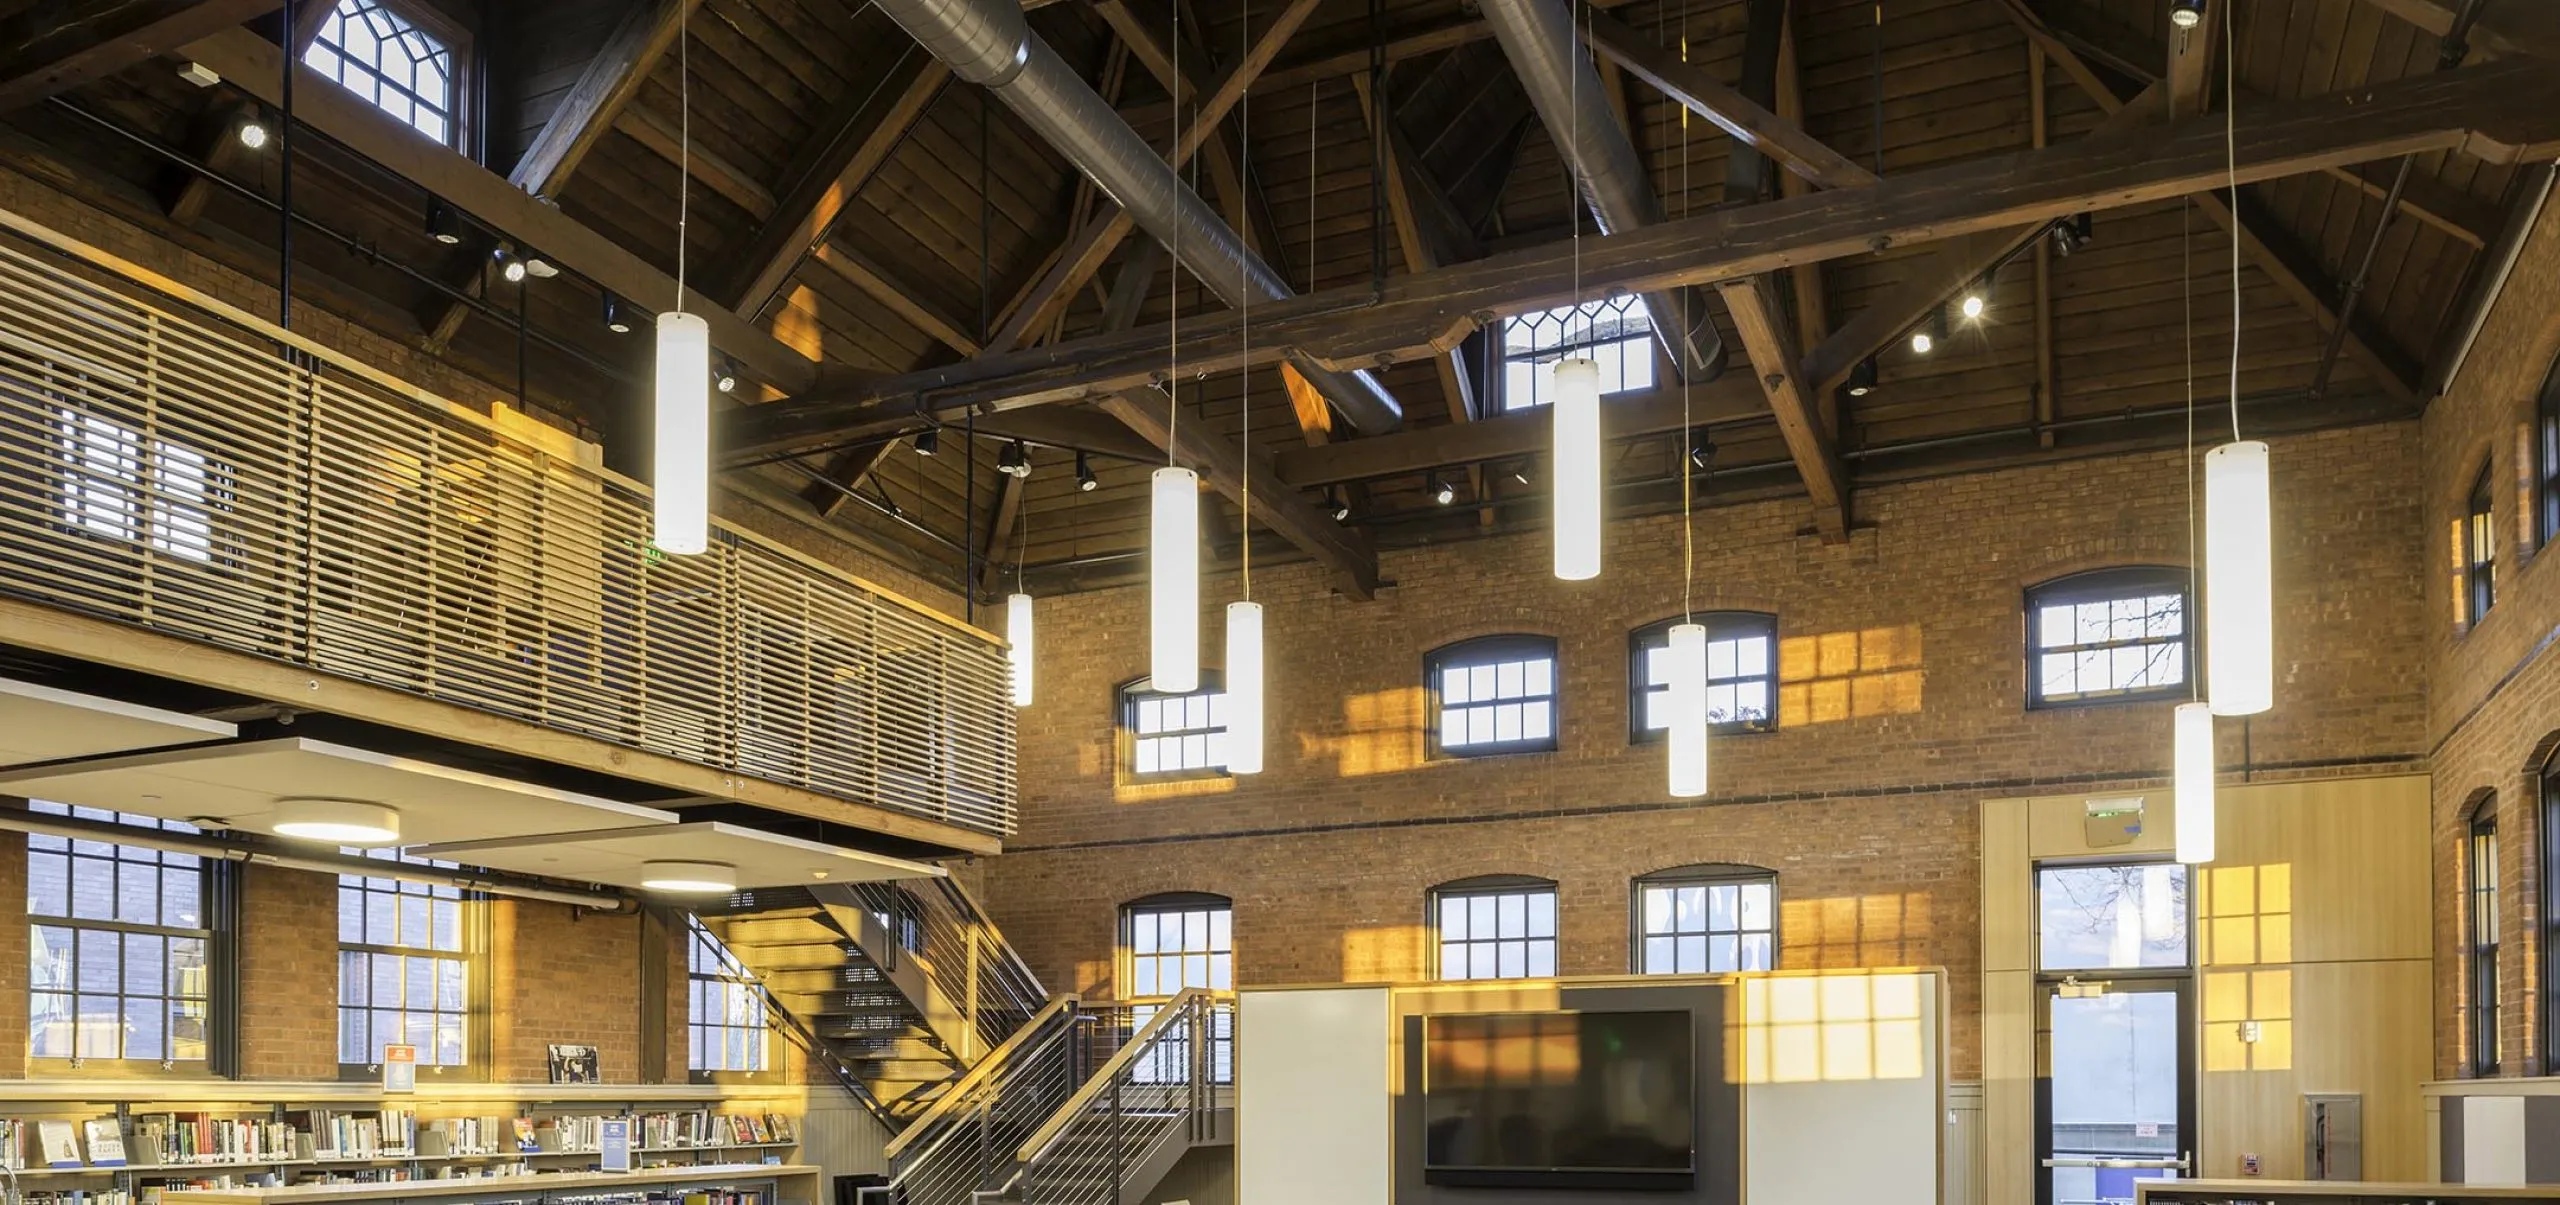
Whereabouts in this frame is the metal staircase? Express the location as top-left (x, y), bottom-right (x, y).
top-left (699, 877), bottom-right (1046, 1123)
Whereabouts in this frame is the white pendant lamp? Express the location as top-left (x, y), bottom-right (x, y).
top-left (2204, 440), bottom-right (2272, 715)
top-left (1226, 600), bottom-right (1264, 774)
top-left (1151, 466), bottom-right (1200, 693)
top-left (654, 311), bottom-right (710, 555)
top-left (1006, 591), bottom-right (1035, 707)
top-left (1666, 622), bottom-right (1709, 798)
top-left (2174, 701), bottom-right (2216, 864)
top-left (652, 3), bottom-right (708, 556)
top-left (1553, 357), bottom-right (1602, 580)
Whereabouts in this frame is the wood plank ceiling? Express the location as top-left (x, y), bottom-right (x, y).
top-left (0, 0), bottom-right (2531, 602)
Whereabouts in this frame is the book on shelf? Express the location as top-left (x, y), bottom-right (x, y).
top-left (289, 1108), bottom-right (415, 1160)
top-left (510, 1118), bottom-right (539, 1154)
top-left (25, 1189), bottom-right (131, 1205)
top-left (131, 1113), bottom-right (295, 1166)
top-left (414, 1117), bottom-right (503, 1158)
top-left (83, 1120), bottom-right (126, 1167)
top-left (2, 1117), bottom-right (27, 1171)
top-left (37, 1119), bottom-right (83, 1168)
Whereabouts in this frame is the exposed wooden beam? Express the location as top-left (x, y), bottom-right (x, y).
top-left (1718, 276), bottom-right (1843, 538)
top-left (2029, 46), bottom-right (2055, 448)
top-left (1585, 9), bottom-right (1873, 191)
top-left (1349, 72), bottom-right (1476, 430)
top-left (725, 53), bottom-right (949, 317)
top-left (810, 244), bottom-right (981, 357)
top-left (184, 26), bottom-right (819, 395)
top-left (1274, 380), bottom-right (1768, 488)
top-left (2002, 4), bottom-right (2424, 405)
top-left (724, 57), bottom-right (2560, 456)
top-left (621, 104), bottom-right (776, 218)
top-left (1101, 388), bottom-right (1379, 600)
top-left (974, 405), bottom-right (1166, 464)
top-left (1773, 1), bottom-right (1829, 377)
top-left (801, 440), bottom-right (896, 518)
top-left (164, 97), bottom-right (253, 226)
top-left (2165, 0), bottom-right (2223, 117)
top-left (2355, 0), bottom-right (2560, 62)
top-left (286, 0), bottom-right (328, 55)
top-left (976, 472), bottom-right (1026, 595)
top-left (0, 0), bottom-right (282, 111)
top-left (509, 0), bottom-right (701, 198)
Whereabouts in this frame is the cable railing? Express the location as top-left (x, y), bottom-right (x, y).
top-left (1009, 990), bottom-right (1234, 1205)
top-left (842, 878), bottom-right (1048, 1059)
top-left (870, 998), bottom-right (1096, 1205)
top-left (0, 206), bottom-right (1016, 838)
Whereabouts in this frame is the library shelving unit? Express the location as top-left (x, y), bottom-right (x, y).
top-left (0, 1083), bottom-right (813, 1205)
top-left (146, 1165), bottom-right (821, 1205)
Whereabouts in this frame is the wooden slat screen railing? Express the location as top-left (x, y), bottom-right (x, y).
top-left (0, 207), bottom-right (1015, 838)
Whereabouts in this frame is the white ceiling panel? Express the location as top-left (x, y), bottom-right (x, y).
top-left (0, 678), bottom-right (237, 767)
top-left (0, 737), bottom-right (680, 845)
top-left (416, 821), bottom-right (941, 890)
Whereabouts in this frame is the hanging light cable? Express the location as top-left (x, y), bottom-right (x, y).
top-left (652, 2), bottom-right (708, 555)
top-left (1665, 34), bottom-right (1706, 799)
top-left (1151, 1), bottom-right (1200, 693)
top-left (2204, 0), bottom-right (2271, 716)
top-left (1226, 15), bottom-right (1265, 776)
top-left (2175, 192), bottom-right (2216, 865)
top-left (1552, 0), bottom-right (1601, 581)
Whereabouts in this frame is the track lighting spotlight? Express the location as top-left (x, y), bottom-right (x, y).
top-left (998, 440), bottom-right (1032, 478)
top-left (425, 200), bottom-right (462, 246)
top-left (914, 428), bottom-right (939, 457)
top-left (1325, 488), bottom-right (1351, 522)
top-left (1911, 308), bottom-right (1950, 355)
top-left (1959, 290), bottom-right (1987, 321)
top-left (1845, 357), bottom-right (1879, 398)
top-left (2168, 0), bottom-right (2206, 29)
top-left (602, 293), bottom-right (634, 334)
top-left (712, 357), bottom-right (737, 394)
top-left (1512, 463), bottom-right (1532, 487)
top-left (2050, 213), bottom-right (2094, 256)
top-left (493, 247), bottom-right (527, 284)
top-left (1689, 436), bottom-right (1717, 471)
top-left (237, 118), bottom-right (270, 150)
top-left (1075, 451), bottom-right (1098, 492)
top-left (1430, 473), bottom-right (1455, 506)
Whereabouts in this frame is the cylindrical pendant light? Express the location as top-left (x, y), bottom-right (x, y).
top-left (2204, 440), bottom-right (2272, 715)
top-left (1226, 600), bottom-right (1264, 775)
top-left (1151, 466), bottom-right (1200, 693)
top-left (653, 311), bottom-right (710, 555)
top-left (1553, 357), bottom-right (1602, 580)
top-left (2174, 701), bottom-right (2216, 864)
top-left (1666, 621), bottom-right (1709, 798)
top-left (1006, 592), bottom-right (1035, 707)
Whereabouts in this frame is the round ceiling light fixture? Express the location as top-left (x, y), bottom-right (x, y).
top-left (271, 798), bottom-right (401, 846)
top-left (640, 860), bottom-right (738, 894)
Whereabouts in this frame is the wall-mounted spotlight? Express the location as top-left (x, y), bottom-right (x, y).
top-left (998, 440), bottom-right (1032, 478)
top-left (601, 293), bottom-right (634, 334)
top-left (914, 428), bottom-right (940, 457)
top-left (2168, 0), bottom-right (2207, 29)
top-left (1075, 451), bottom-right (1098, 492)
top-left (425, 199), bottom-right (462, 246)
top-left (1324, 487), bottom-right (1351, 522)
top-left (1845, 357), bottom-right (1879, 398)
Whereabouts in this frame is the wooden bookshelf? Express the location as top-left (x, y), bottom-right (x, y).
top-left (159, 1164), bottom-right (821, 1205)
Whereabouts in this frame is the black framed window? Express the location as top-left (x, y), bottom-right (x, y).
top-left (303, 0), bottom-right (461, 146)
top-left (1121, 894), bottom-right (1234, 1083)
top-left (2468, 462), bottom-right (2498, 626)
top-left (687, 918), bottom-right (770, 1076)
top-left (2544, 760), bottom-right (2560, 1075)
top-left (1633, 864), bottom-right (1776, 975)
top-left (1432, 876), bottom-right (1558, 981)
top-left (1120, 672), bottom-right (1228, 778)
top-left (2026, 567), bottom-right (2190, 707)
top-left (25, 802), bottom-right (218, 1070)
top-left (337, 848), bottom-right (478, 1074)
top-left (2539, 365), bottom-right (2560, 549)
top-left (1630, 613), bottom-right (1778, 740)
top-left (1499, 297), bottom-right (1655, 410)
top-left (2470, 802), bottom-right (2502, 1076)
top-left (1428, 635), bottom-right (1559, 756)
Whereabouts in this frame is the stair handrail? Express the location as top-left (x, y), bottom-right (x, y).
top-left (1014, 988), bottom-right (1230, 1166)
top-left (883, 992), bottom-right (1082, 1159)
top-left (936, 876), bottom-right (1048, 1015)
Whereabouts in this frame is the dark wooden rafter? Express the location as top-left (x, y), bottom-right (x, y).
top-left (1772, 2), bottom-right (1828, 370)
top-left (1997, 0), bottom-right (2424, 405)
top-left (725, 51), bottom-right (952, 317)
top-left (1717, 276), bottom-right (1843, 537)
top-left (1274, 380), bottom-right (1768, 487)
top-left (1350, 70), bottom-right (1479, 524)
top-left (2164, 0), bottom-right (2223, 117)
top-left (2038, 0), bottom-right (2501, 248)
top-left (2029, 45), bottom-right (2056, 448)
top-left (180, 27), bottom-right (821, 394)
top-left (2355, 0), bottom-right (2560, 62)
top-left (0, 0), bottom-right (283, 111)
top-left (992, 0), bottom-right (1325, 349)
top-left (287, 0), bottom-right (330, 54)
top-left (164, 96), bottom-right (254, 225)
top-left (719, 56), bottom-right (2560, 458)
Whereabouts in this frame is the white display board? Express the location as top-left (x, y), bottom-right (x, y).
top-left (1740, 971), bottom-right (1944, 1205)
top-left (1236, 986), bottom-right (1394, 1205)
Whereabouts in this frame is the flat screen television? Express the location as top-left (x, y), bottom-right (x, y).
top-left (1421, 1009), bottom-right (1696, 1191)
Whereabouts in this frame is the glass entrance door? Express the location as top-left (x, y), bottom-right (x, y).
top-left (2037, 981), bottom-right (2193, 1205)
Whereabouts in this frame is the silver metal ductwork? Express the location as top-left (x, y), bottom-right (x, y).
top-left (878, 0), bottom-right (1405, 433)
top-left (1476, 0), bottom-right (1723, 380)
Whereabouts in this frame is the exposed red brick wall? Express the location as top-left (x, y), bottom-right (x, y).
top-left (2421, 207), bottom-right (2560, 1079)
top-left (490, 898), bottom-right (644, 1084)
top-left (238, 865), bottom-right (342, 1080)
top-left (983, 422), bottom-right (2431, 1083)
top-left (0, 831), bottom-right (24, 1079)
